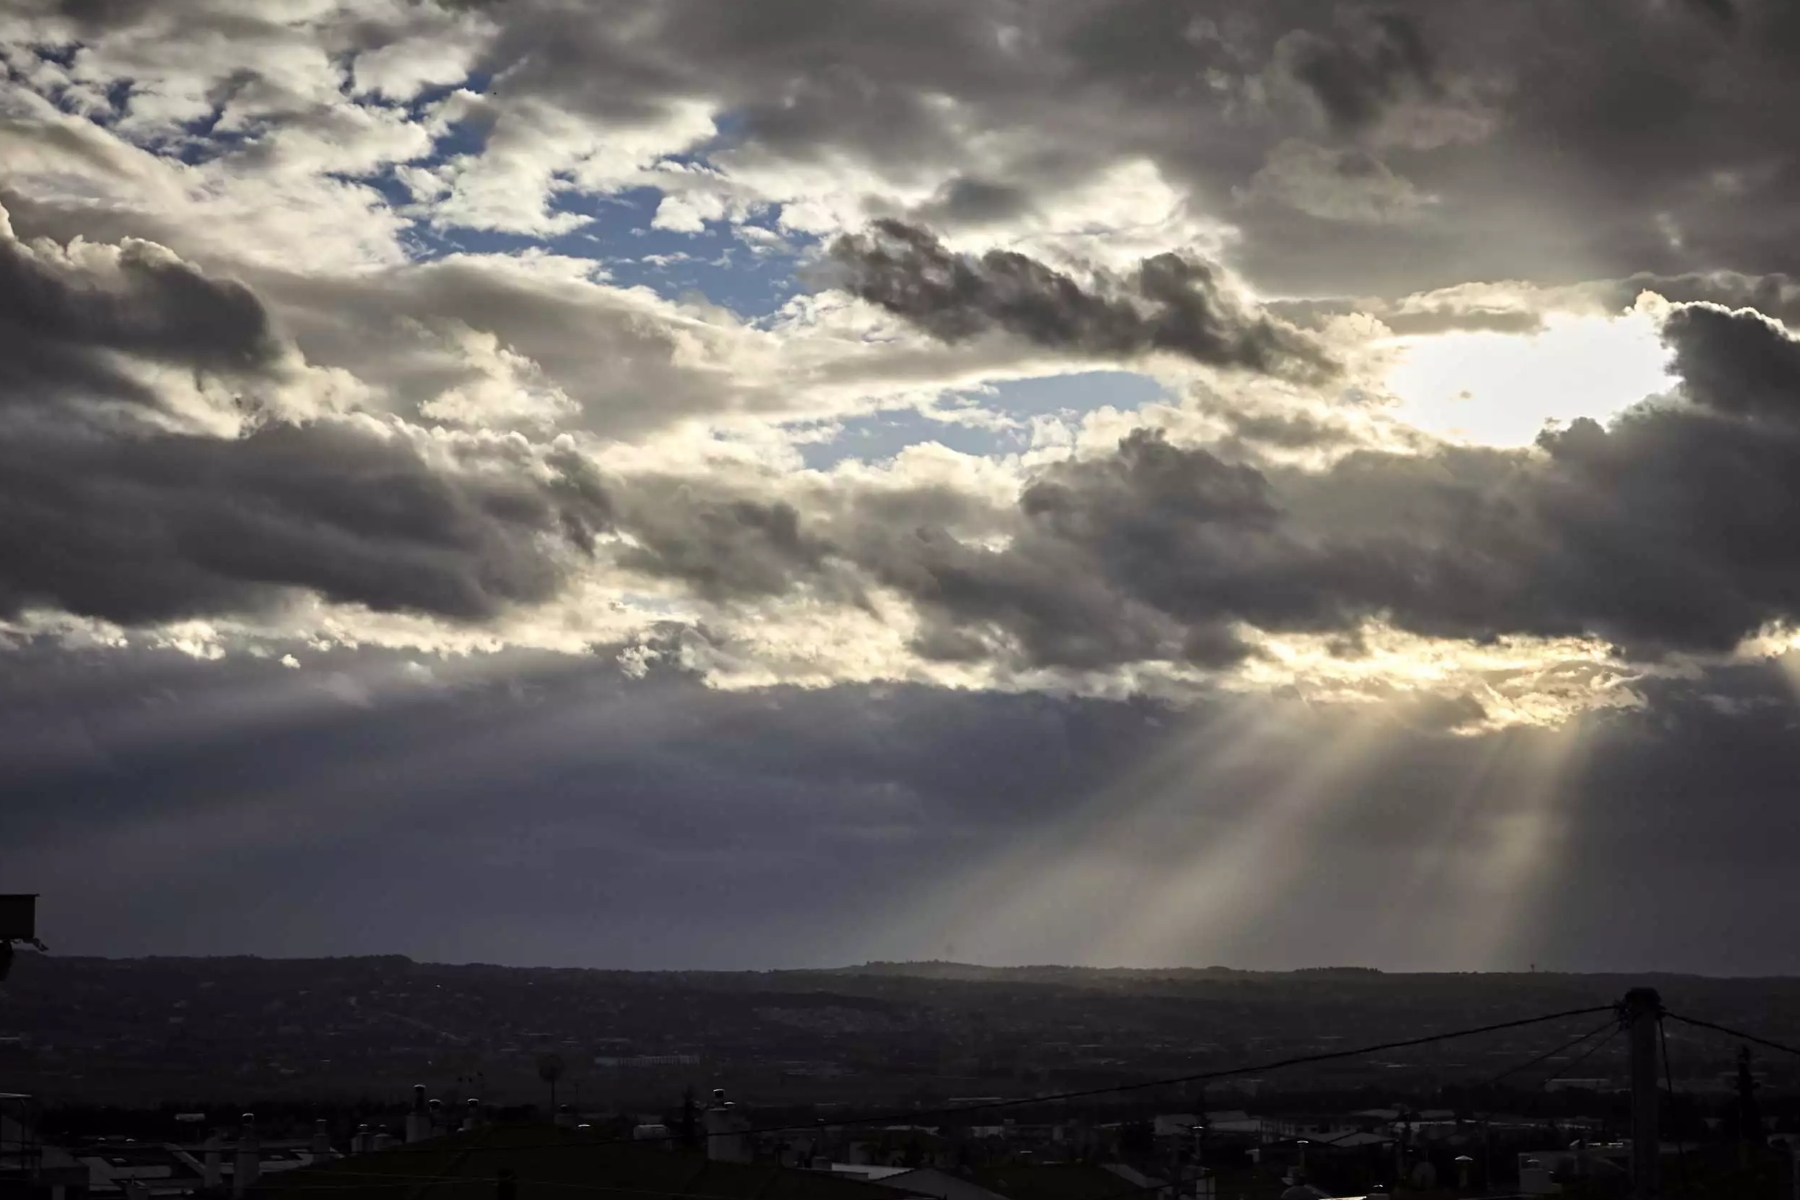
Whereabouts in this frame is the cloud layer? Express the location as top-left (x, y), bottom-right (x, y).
top-left (7, 0), bottom-right (1800, 969)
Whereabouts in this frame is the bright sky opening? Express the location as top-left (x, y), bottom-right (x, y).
top-left (1383, 311), bottom-right (1679, 447)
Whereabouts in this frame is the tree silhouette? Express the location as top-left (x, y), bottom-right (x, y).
top-left (537, 1053), bottom-right (566, 1116)
top-left (679, 1086), bottom-right (698, 1149)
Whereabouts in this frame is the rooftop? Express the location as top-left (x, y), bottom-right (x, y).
top-left (968, 1164), bottom-right (1154, 1200)
top-left (253, 1126), bottom-right (936, 1200)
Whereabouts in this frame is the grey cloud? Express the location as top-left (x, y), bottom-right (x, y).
top-left (0, 204), bottom-right (280, 407)
top-left (239, 259), bottom-right (771, 439)
top-left (830, 219), bottom-right (1337, 380)
top-left (1262, 296), bottom-right (1550, 336)
top-left (1378, 307), bottom-right (1545, 336)
top-left (0, 207), bottom-right (613, 626)
top-left (7, 639), bottom-right (1800, 972)
top-left (1611, 270), bottom-right (1800, 327)
top-left (938, 303), bottom-right (1800, 662)
top-left (1270, 10), bottom-right (1439, 138)
top-left (0, 416), bottom-right (612, 625)
top-left (0, 229), bottom-right (276, 372)
top-left (613, 485), bottom-right (834, 604)
top-left (906, 177), bottom-right (1037, 229)
top-left (1683, 0), bottom-right (1739, 26)
top-left (1201, 400), bottom-right (1359, 452)
top-left (0, 187), bottom-right (778, 439)
top-left (1660, 302), bottom-right (1800, 420)
top-left (1239, 139), bottom-right (1431, 225)
top-left (617, 304), bottom-right (1800, 671)
top-left (0, 640), bottom-right (1175, 966)
top-left (23, 0), bottom-right (1800, 305)
top-left (870, 429), bottom-right (1485, 670)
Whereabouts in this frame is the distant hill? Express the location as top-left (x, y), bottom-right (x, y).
top-left (3, 953), bottom-right (1796, 1107)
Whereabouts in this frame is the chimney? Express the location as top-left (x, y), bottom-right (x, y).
top-left (204, 1135), bottom-right (223, 1190)
top-left (311, 1120), bottom-right (332, 1159)
top-left (464, 1099), bottom-right (483, 1134)
top-left (406, 1086), bottom-right (430, 1144)
top-left (427, 1099), bottom-right (443, 1135)
top-left (353, 1124), bottom-right (372, 1155)
top-left (233, 1114), bottom-right (259, 1197)
top-left (704, 1091), bottom-right (751, 1164)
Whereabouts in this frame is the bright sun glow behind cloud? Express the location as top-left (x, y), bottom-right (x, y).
top-left (1383, 311), bottom-right (1677, 447)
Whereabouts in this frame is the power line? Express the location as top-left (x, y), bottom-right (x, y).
top-left (1539, 1024), bottom-right (1621, 1089)
top-left (1476, 1015), bottom-right (1619, 1092)
top-left (1663, 1011), bottom-right (1800, 1060)
top-left (1432, 1012), bottom-right (1620, 1195)
top-left (720, 1005), bottom-right (1599, 1148)
top-left (653, 1003), bottom-right (1620, 1146)
top-left (277, 1014), bottom-right (1626, 1199)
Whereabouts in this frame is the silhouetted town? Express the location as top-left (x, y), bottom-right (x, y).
top-left (5, 954), bottom-right (1800, 1198)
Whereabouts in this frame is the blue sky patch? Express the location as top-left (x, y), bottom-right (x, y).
top-left (799, 371), bottom-right (1169, 468)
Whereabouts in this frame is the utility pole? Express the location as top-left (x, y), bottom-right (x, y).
top-left (1624, 987), bottom-right (1662, 1200)
top-left (1736, 1044), bottom-right (1762, 1169)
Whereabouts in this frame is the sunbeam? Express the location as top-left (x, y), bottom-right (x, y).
top-left (1450, 721), bottom-right (1591, 969)
top-left (1105, 704), bottom-right (1403, 966)
top-left (864, 699), bottom-right (1295, 965)
top-left (1365, 730), bottom-right (1513, 967)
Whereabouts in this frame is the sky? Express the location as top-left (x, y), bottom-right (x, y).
top-left (5, 0), bottom-right (1800, 974)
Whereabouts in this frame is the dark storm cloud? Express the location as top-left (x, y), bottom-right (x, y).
top-left (479, 0), bottom-right (1021, 154)
top-left (0, 204), bottom-right (613, 626)
top-left (907, 178), bottom-right (1037, 228)
top-left (5, 640), bottom-right (1800, 972)
top-left (0, 641), bottom-right (1175, 966)
top-left (612, 487), bottom-right (833, 604)
top-left (862, 428), bottom-right (1503, 670)
top-left (26, 0), bottom-right (1800, 301)
top-left (1682, 0), bottom-right (1739, 27)
top-left (0, 417), bottom-right (612, 625)
top-left (1659, 302), bottom-right (1800, 420)
top-left (0, 228), bottom-right (276, 371)
top-left (1612, 271), bottom-right (1800, 327)
top-left (611, 304), bottom-right (1800, 671)
top-left (1270, 10), bottom-right (1439, 137)
top-left (0, 210), bottom-right (280, 407)
top-left (830, 220), bottom-right (1336, 380)
top-left (882, 301), bottom-right (1800, 664)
